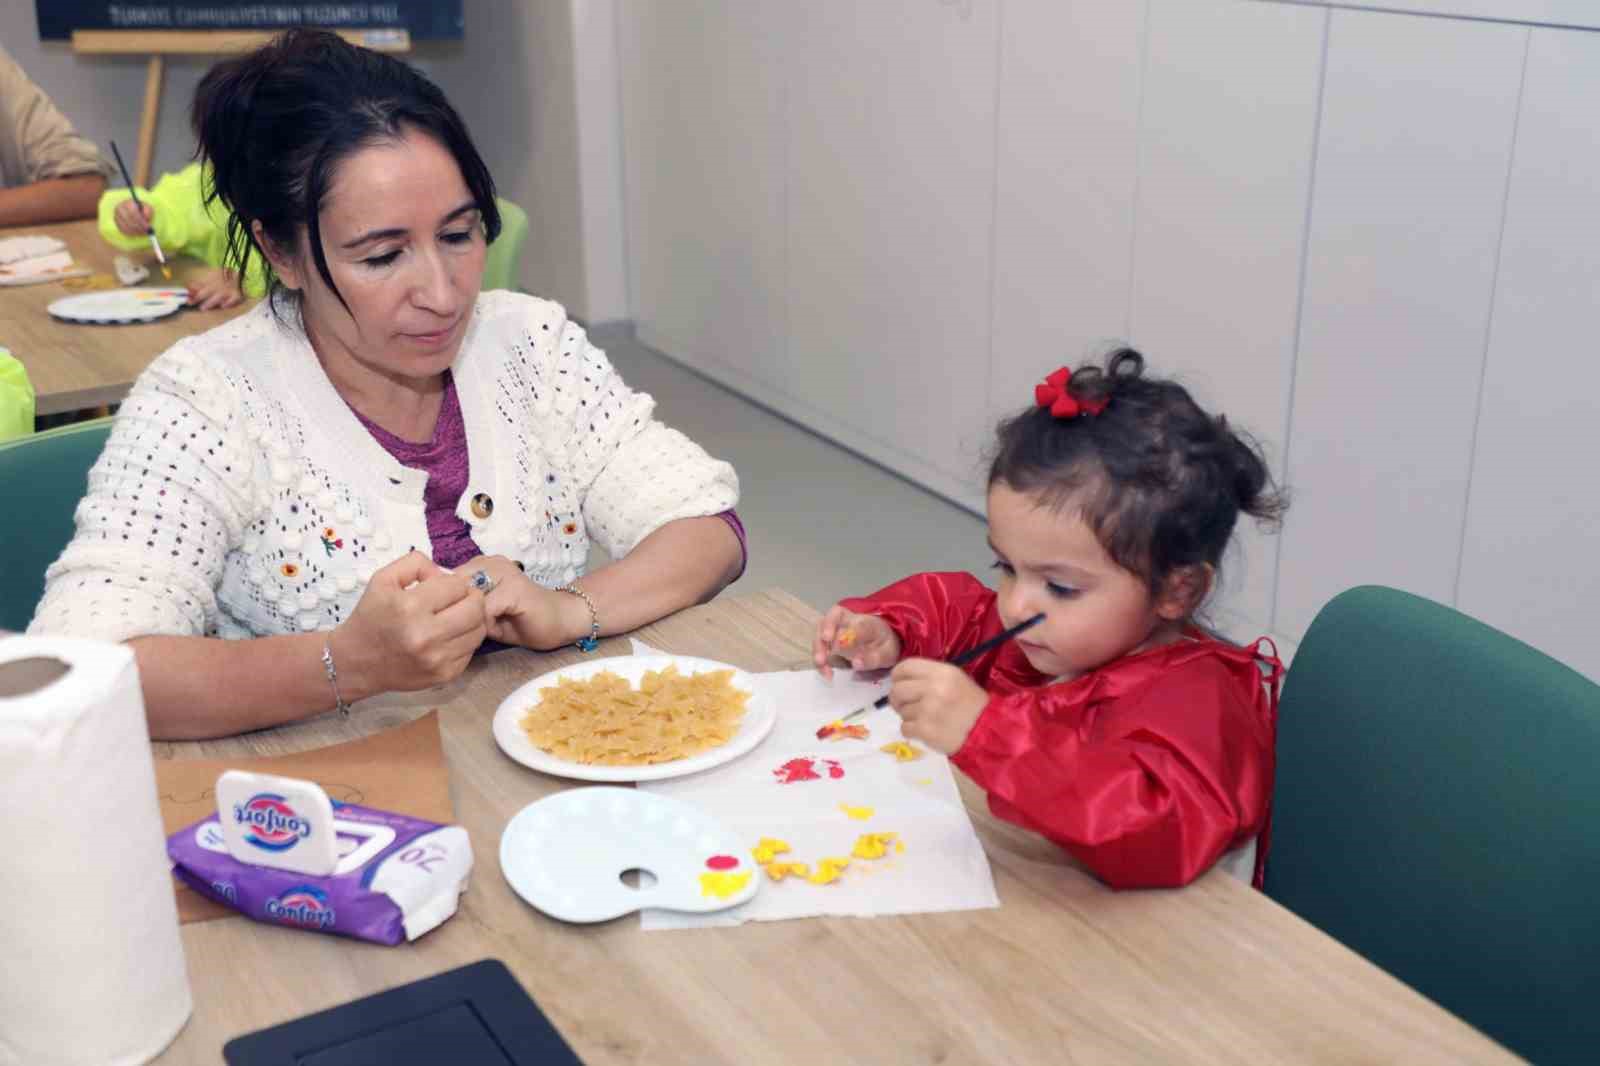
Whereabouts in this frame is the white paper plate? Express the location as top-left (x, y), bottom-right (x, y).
top-left (46, 287), bottom-right (188, 324)
top-left (500, 786), bottom-right (759, 922)
top-left (492, 654), bottom-right (776, 783)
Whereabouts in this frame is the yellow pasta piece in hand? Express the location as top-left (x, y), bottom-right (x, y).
top-left (851, 832), bottom-right (898, 860)
top-left (751, 837), bottom-right (791, 864)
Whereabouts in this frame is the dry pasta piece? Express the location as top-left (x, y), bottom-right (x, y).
top-left (751, 837), bottom-right (791, 864)
top-left (519, 665), bottom-right (748, 765)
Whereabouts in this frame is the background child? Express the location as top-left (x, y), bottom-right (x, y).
top-left (99, 161), bottom-right (266, 309)
top-left (812, 350), bottom-right (1287, 889)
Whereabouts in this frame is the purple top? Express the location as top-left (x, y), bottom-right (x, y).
top-left (351, 372), bottom-right (484, 569)
top-left (350, 372), bottom-right (748, 577)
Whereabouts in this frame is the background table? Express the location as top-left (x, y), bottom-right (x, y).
top-left (152, 589), bottom-right (1522, 1065)
top-left (0, 218), bottom-right (253, 416)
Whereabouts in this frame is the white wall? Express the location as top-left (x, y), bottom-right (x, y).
top-left (618, 0), bottom-right (1600, 681)
top-left (0, 0), bottom-right (628, 321)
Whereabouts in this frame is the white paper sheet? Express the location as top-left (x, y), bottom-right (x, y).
top-left (633, 641), bottom-right (999, 929)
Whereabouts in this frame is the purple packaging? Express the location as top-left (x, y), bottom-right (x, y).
top-left (167, 802), bottom-right (473, 945)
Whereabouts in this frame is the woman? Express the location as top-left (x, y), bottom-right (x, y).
top-left (29, 31), bottom-right (745, 739)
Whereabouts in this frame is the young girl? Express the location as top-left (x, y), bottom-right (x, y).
top-left (812, 350), bottom-right (1286, 889)
top-left (99, 161), bottom-right (266, 309)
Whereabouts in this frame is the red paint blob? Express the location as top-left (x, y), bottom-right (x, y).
top-left (772, 757), bottom-right (846, 784)
top-left (705, 854), bottom-right (739, 870)
top-left (773, 757), bottom-right (821, 784)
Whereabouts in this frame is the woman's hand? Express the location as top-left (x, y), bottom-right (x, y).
top-left (886, 659), bottom-right (989, 755)
top-left (464, 554), bottom-right (589, 650)
top-left (187, 267), bottom-right (245, 310)
top-left (812, 604), bottom-right (901, 679)
top-left (329, 551), bottom-right (485, 697)
top-left (114, 199), bottom-right (153, 237)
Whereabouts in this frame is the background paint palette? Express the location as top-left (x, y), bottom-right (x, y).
top-left (47, 287), bottom-right (188, 324)
top-left (499, 787), bottom-right (759, 923)
top-left (492, 654), bottom-right (777, 782)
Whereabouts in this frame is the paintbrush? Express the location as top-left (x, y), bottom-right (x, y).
top-left (816, 611), bottom-right (1046, 738)
top-left (109, 141), bottom-right (170, 280)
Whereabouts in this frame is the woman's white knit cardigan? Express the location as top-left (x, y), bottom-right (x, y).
top-left (29, 290), bottom-right (739, 642)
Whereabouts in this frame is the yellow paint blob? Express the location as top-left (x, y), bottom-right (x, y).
top-left (880, 741), bottom-right (924, 762)
top-left (851, 832), bottom-right (899, 860)
top-left (763, 861), bottom-right (811, 882)
top-left (751, 837), bottom-right (791, 864)
top-left (807, 857), bottom-right (850, 885)
top-left (699, 870), bottom-right (752, 899)
top-left (839, 804), bottom-right (875, 821)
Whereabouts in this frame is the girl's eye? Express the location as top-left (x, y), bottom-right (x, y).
top-left (1046, 582), bottom-right (1080, 599)
top-left (441, 230), bottom-right (475, 246)
top-left (990, 560), bottom-right (1015, 576)
top-left (362, 250), bottom-right (401, 269)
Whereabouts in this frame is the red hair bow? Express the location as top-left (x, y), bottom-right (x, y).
top-left (1034, 367), bottom-right (1107, 419)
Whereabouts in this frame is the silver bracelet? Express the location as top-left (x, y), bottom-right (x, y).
top-left (559, 584), bottom-right (601, 652)
top-left (321, 639), bottom-right (351, 717)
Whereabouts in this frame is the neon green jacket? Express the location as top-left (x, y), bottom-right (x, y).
top-left (98, 162), bottom-right (267, 297)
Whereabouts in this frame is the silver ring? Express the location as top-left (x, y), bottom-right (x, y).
top-left (470, 569), bottom-right (496, 593)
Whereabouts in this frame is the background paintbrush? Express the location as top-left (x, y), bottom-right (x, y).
top-left (109, 141), bottom-right (170, 280)
top-left (817, 611), bottom-right (1046, 737)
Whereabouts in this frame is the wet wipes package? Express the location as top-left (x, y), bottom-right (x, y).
top-left (167, 772), bottom-right (472, 945)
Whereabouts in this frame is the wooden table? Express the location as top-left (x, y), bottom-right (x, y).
top-left (0, 219), bottom-right (253, 416)
top-left (152, 590), bottom-right (1522, 1065)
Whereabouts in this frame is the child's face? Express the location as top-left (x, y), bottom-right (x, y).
top-left (986, 482), bottom-right (1180, 680)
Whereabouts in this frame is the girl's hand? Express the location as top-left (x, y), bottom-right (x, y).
top-left (187, 268), bottom-right (244, 310)
top-left (887, 658), bottom-right (989, 755)
top-left (329, 551), bottom-right (486, 698)
top-left (812, 604), bottom-right (900, 679)
top-left (114, 199), bottom-right (153, 237)
top-left (464, 554), bottom-right (590, 650)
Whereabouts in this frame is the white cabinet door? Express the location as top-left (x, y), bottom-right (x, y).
top-left (618, 0), bottom-right (787, 386)
top-left (988, 0), bottom-right (1146, 441)
top-left (1456, 27), bottom-right (1600, 682)
top-left (782, 1), bottom-right (1002, 506)
top-left (1130, 0), bottom-right (1326, 639)
top-left (1274, 9), bottom-right (1527, 640)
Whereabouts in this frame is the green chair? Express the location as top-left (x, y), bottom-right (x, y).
top-left (480, 197), bottom-right (529, 292)
top-left (1266, 585), bottom-right (1600, 1065)
top-left (0, 417), bottom-right (112, 632)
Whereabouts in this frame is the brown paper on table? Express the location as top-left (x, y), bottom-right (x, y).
top-left (154, 712), bottom-right (453, 924)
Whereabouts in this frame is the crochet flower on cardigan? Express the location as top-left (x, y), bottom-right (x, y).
top-left (30, 291), bottom-right (739, 642)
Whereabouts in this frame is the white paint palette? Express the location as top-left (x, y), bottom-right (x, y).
top-left (499, 787), bottom-right (759, 923)
top-left (47, 287), bottom-right (188, 324)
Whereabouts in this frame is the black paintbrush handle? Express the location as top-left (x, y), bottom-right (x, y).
top-left (839, 611), bottom-right (1046, 721)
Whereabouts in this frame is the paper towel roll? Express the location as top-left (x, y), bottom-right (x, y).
top-left (0, 636), bottom-right (192, 1066)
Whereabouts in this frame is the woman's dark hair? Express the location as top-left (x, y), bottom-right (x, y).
top-left (989, 349), bottom-right (1287, 598)
top-left (192, 28), bottom-right (501, 310)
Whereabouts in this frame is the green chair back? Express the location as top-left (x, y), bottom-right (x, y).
top-left (0, 417), bottom-right (112, 632)
top-left (1266, 585), bottom-right (1600, 1065)
top-left (481, 197), bottom-right (529, 292)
